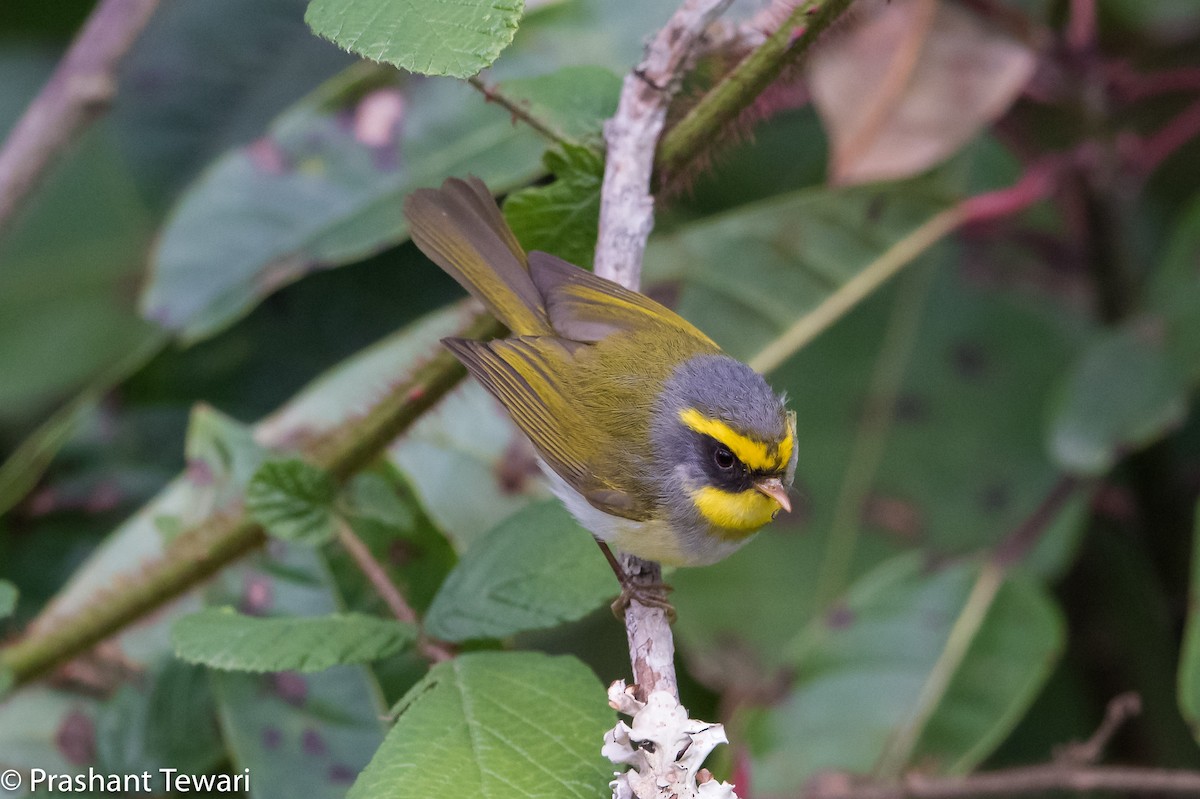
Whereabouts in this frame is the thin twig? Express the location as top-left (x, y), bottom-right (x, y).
top-left (1136, 96), bottom-right (1200, 176)
top-left (594, 0), bottom-right (735, 702)
top-left (594, 0), bottom-right (736, 291)
top-left (337, 522), bottom-right (454, 663)
top-left (0, 0), bottom-right (160, 238)
top-left (1058, 691), bottom-right (1142, 764)
top-left (804, 765), bottom-right (1200, 799)
top-left (467, 75), bottom-right (569, 145)
top-left (803, 691), bottom-right (1200, 799)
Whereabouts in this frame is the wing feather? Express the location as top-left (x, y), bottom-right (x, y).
top-left (528, 251), bottom-right (718, 347)
top-left (441, 335), bottom-right (647, 519)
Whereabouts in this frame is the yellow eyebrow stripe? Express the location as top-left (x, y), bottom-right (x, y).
top-left (679, 407), bottom-right (790, 471)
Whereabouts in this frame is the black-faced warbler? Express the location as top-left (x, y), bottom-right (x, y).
top-left (405, 177), bottom-right (797, 571)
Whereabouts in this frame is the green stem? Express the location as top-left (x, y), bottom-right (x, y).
top-left (812, 263), bottom-right (937, 609)
top-left (656, 0), bottom-right (854, 179)
top-left (874, 560), bottom-right (1006, 779)
top-left (0, 312), bottom-right (499, 686)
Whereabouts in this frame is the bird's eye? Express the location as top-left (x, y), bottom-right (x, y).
top-left (713, 446), bottom-right (736, 470)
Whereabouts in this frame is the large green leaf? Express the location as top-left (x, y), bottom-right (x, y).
top-left (644, 176), bottom-right (958, 362)
top-left (424, 502), bottom-right (613, 641)
top-left (1178, 502), bottom-right (1200, 743)
top-left (141, 67), bottom-right (545, 341)
top-left (173, 608), bottom-right (414, 672)
top-left (672, 264), bottom-right (1087, 681)
top-left (750, 555), bottom-right (1062, 793)
top-left (114, 0), bottom-right (353, 207)
top-left (349, 651), bottom-right (611, 799)
top-left (306, 0), bottom-right (524, 79)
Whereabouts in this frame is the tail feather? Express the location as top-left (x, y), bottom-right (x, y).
top-left (404, 177), bottom-right (551, 336)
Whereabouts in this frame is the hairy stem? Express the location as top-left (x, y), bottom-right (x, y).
top-left (0, 313), bottom-right (498, 686)
top-left (657, 0), bottom-right (854, 181)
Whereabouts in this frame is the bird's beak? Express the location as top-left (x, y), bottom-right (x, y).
top-left (754, 477), bottom-right (791, 513)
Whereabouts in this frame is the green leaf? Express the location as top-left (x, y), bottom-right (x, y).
top-left (95, 659), bottom-right (225, 780)
top-left (1048, 322), bottom-right (1189, 474)
top-left (504, 143), bottom-right (605, 269)
top-left (114, 0), bottom-right (353, 208)
top-left (1178, 502), bottom-right (1200, 743)
top-left (673, 264), bottom-right (1087, 681)
top-left (246, 459), bottom-right (340, 546)
top-left (172, 607), bottom-right (414, 672)
top-left (1049, 282), bottom-right (1200, 476)
top-left (0, 580), bottom-right (16, 618)
top-left (425, 502), bottom-right (614, 641)
top-left (750, 556), bottom-right (1062, 793)
top-left (142, 66), bottom-right (544, 341)
top-left (349, 651), bottom-right (611, 799)
top-left (305, 0), bottom-right (524, 78)
top-left (496, 66), bottom-right (622, 143)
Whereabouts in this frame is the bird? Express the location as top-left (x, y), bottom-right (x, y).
top-left (404, 177), bottom-right (797, 608)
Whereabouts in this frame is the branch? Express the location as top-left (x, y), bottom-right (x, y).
top-left (0, 0), bottom-right (160, 238)
top-left (803, 692), bottom-right (1200, 799)
top-left (0, 311), bottom-right (500, 686)
top-left (594, 0), bottom-right (735, 702)
top-left (804, 765), bottom-right (1200, 799)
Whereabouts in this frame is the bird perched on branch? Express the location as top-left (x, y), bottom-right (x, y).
top-left (404, 177), bottom-right (796, 610)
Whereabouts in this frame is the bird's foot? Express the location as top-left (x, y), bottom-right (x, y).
top-left (611, 581), bottom-right (676, 623)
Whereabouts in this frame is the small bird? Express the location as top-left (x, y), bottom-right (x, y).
top-left (404, 178), bottom-right (797, 591)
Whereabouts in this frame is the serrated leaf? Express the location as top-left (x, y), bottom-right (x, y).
top-left (1178, 502), bottom-right (1200, 743)
top-left (0, 581), bottom-right (16, 619)
top-left (172, 607), bottom-right (414, 672)
top-left (246, 459), bottom-right (340, 546)
top-left (425, 502), bottom-right (613, 641)
top-left (142, 67), bottom-right (544, 341)
top-left (751, 556), bottom-right (1062, 792)
top-left (504, 143), bottom-right (604, 269)
top-left (349, 651), bottom-right (611, 799)
top-left (497, 66), bottom-right (621, 143)
top-left (305, 0), bottom-right (524, 78)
